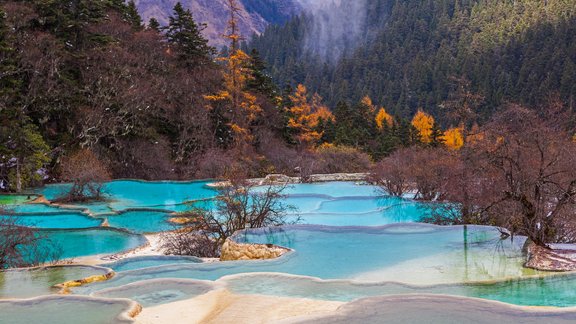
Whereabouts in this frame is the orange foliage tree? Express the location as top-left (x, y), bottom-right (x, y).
top-left (288, 84), bottom-right (333, 148)
top-left (411, 110), bottom-right (435, 143)
top-left (442, 126), bottom-right (464, 150)
top-left (204, 0), bottom-right (261, 148)
top-left (375, 107), bottom-right (394, 130)
top-left (442, 127), bottom-right (464, 150)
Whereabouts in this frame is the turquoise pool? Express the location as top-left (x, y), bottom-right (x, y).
top-left (0, 296), bottom-right (137, 324)
top-left (36, 180), bottom-right (216, 213)
top-left (0, 266), bottom-right (112, 299)
top-left (102, 256), bottom-right (203, 272)
top-left (73, 224), bottom-right (540, 294)
top-left (40, 228), bottom-right (146, 260)
top-left (3, 180), bottom-right (576, 321)
top-left (0, 213), bottom-right (102, 229)
top-left (98, 210), bottom-right (175, 234)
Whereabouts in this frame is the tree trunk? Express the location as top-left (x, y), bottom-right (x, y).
top-left (16, 158), bottom-right (22, 193)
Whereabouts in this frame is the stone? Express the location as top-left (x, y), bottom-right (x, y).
top-left (220, 239), bottom-right (290, 261)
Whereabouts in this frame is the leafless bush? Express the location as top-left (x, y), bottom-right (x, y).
top-left (161, 229), bottom-right (219, 258)
top-left (56, 149), bottom-right (111, 203)
top-left (0, 212), bottom-right (62, 268)
top-left (161, 175), bottom-right (297, 257)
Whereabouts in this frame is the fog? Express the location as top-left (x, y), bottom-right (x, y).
top-left (295, 0), bottom-right (368, 62)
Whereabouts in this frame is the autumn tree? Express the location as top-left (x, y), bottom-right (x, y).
top-left (287, 84), bottom-right (334, 148)
top-left (57, 149), bottom-right (111, 202)
top-left (205, 0), bottom-right (261, 148)
top-left (375, 107), bottom-right (393, 130)
top-left (471, 106), bottom-right (576, 246)
top-left (164, 2), bottom-right (214, 66)
top-left (442, 126), bottom-right (464, 150)
top-left (411, 110), bottom-right (435, 144)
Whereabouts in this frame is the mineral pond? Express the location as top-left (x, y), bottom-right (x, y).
top-left (2, 180), bottom-right (576, 323)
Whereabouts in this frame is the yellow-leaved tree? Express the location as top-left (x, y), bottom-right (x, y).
top-left (442, 127), bottom-right (464, 150)
top-left (288, 84), bottom-right (333, 148)
top-left (204, 0), bottom-right (261, 148)
top-left (411, 110), bottom-right (435, 144)
top-left (375, 107), bottom-right (394, 130)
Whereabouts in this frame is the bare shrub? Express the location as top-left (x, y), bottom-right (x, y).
top-left (0, 212), bottom-right (62, 268)
top-left (57, 149), bottom-right (111, 203)
top-left (161, 175), bottom-right (297, 257)
top-left (313, 145), bottom-right (372, 174)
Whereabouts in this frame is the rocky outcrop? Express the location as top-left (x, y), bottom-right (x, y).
top-left (220, 239), bottom-right (290, 261)
top-left (525, 243), bottom-right (576, 271)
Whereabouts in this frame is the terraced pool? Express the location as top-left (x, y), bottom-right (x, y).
top-left (2, 180), bottom-right (576, 323)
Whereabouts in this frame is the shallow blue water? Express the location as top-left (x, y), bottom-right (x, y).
top-left (98, 210), bottom-right (175, 234)
top-left (0, 213), bottom-right (102, 229)
top-left (74, 224), bottom-right (538, 294)
top-left (3, 203), bottom-right (84, 214)
top-left (253, 181), bottom-right (379, 198)
top-left (37, 180), bottom-right (215, 211)
top-left (92, 279), bottom-right (215, 307)
top-left (41, 229), bottom-right (146, 259)
top-left (102, 256), bottom-right (203, 272)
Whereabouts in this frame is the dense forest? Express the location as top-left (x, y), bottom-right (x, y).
top-left (1, 0), bottom-right (576, 194)
top-left (250, 0), bottom-right (576, 120)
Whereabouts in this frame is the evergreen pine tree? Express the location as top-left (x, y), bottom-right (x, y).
top-left (125, 1), bottom-right (143, 30)
top-left (164, 2), bottom-right (214, 67)
top-left (148, 18), bottom-right (161, 32)
top-left (0, 10), bottom-right (50, 192)
top-left (246, 49), bottom-right (277, 98)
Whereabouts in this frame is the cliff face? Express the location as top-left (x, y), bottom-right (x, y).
top-left (133, 0), bottom-right (301, 46)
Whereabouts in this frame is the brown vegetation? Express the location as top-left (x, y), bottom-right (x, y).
top-left (57, 149), bottom-right (111, 202)
top-left (161, 175), bottom-right (296, 257)
top-left (0, 213), bottom-right (62, 268)
top-left (371, 104), bottom-right (576, 246)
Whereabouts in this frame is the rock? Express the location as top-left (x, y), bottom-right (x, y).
top-left (220, 239), bottom-right (290, 261)
top-left (525, 243), bottom-right (576, 271)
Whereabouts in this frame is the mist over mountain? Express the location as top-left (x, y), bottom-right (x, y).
top-left (250, 0), bottom-right (576, 119)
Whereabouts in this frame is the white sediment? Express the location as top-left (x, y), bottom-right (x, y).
top-left (135, 289), bottom-right (343, 324)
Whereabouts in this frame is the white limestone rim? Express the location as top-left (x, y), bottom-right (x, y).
top-left (277, 294), bottom-right (576, 324)
top-left (0, 294), bottom-right (141, 323)
top-left (90, 277), bottom-right (224, 298)
top-left (216, 270), bottom-right (576, 292)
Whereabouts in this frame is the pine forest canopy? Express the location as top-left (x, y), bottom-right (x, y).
top-left (249, 0), bottom-right (576, 122)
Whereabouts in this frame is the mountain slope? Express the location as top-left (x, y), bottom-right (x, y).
top-left (133, 0), bottom-right (301, 46)
top-left (250, 0), bottom-right (576, 120)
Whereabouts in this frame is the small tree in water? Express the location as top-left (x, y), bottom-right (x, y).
top-left (57, 149), bottom-right (111, 203)
top-left (0, 211), bottom-right (62, 268)
top-left (162, 175), bottom-right (297, 257)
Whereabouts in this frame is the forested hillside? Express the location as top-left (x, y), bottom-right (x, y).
top-left (250, 0), bottom-right (576, 120)
top-left (0, 0), bottom-right (305, 190)
top-left (2, 0), bottom-right (575, 193)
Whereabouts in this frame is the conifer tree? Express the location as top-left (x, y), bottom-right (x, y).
top-left (0, 10), bottom-right (50, 192)
top-left (204, 0), bottom-right (261, 148)
top-left (164, 2), bottom-right (214, 66)
top-left (34, 0), bottom-right (107, 50)
top-left (125, 1), bottom-right (143, 30)
top-left (246, 49), bottom-right (276, 98)
top-left (148, 18), bottom-right (160, 32)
